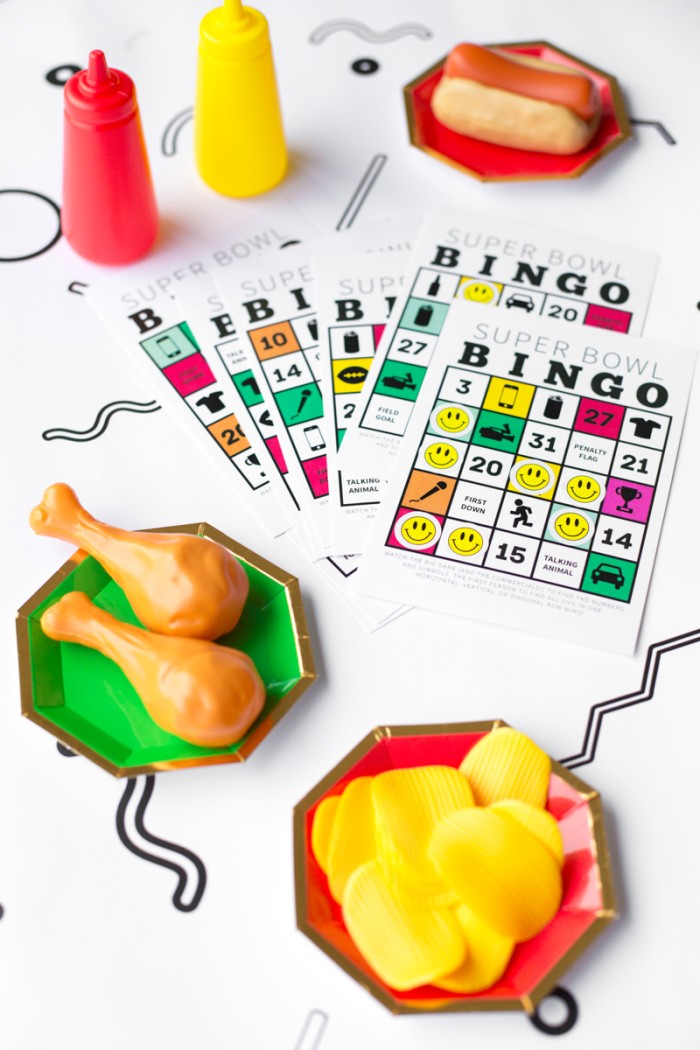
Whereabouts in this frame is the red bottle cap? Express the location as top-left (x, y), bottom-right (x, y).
top-left (64, 50), bottom-right (137, 126)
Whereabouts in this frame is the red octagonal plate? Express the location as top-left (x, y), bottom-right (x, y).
top-left (404, 42), bottom-right (631, 182)
top-left (294, 720), bottom-right (617, 1016)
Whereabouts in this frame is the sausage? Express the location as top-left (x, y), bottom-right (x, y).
top-left (431, 43), bottom-right (602, 155)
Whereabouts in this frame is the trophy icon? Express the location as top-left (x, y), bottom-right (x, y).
top-left (616, 484), bottom-right (642, 514)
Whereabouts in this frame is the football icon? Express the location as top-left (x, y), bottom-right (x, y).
top-left (337, 365), bottom-right (369, 385)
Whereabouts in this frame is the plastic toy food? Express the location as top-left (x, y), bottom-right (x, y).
top-left (311, 727), bottom-right (564, 993)
top-left (40, 591), bottom-right (265, 748)
top-left (29, 483), bottom-right (249, 639)
top-left (431, 43), bottom-right (601, 154)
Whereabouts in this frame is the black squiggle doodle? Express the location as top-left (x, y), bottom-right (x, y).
top-left (42, 399), bottom-right (161, 442)
top-left (630, 119), bottom-right (677, 145)
top-left (293, 1009), bottom-right (328, 1050)
top-left (336, 154), bottom-right (387, 231)
top-left (560, 628), bottom-right (700, 769)
top-left (116, 776), bottom-right (207, 912)
top-left (68, 280), bottom-right (88, 295)
top-left (162, 107), bottom-right (194, 157)
top-left (309, 20), bottom-right (431, 44)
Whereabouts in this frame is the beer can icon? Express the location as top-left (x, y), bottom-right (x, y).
top-left (343, 331), bottom-right (360, 354)
top-left (414, 304), bottom-right (434, 327)
top-left (544, 395), bottom-right (563, 420)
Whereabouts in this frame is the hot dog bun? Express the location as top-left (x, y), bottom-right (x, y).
top-left (431, 44), bottom-right (602, 155)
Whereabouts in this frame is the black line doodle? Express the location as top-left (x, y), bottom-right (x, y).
top-left (0, 189), bottom-right (62, 262)
top-left (42, 399), bottom-right (161, 442)
top-left (293, 1010), bottom-right (328, 1050)
top-left (309, 20), bottom-right (431, 45)
top-left (162, 107), bottom-right (194, 157)
top-left (336, 154), bottom-right (387, 231)
top-left (68, 280), bottom-right (88, 295)
top-left (56, 742), bottom-right (78, 758)
top-left (46, 64), bottom-right (80, 87)
top-left (528, 987), bottom-right (578, 1036)
top-left (630, 119), bottom-right (677, 145)
top-left (560, 628), bottom-right (700, 769)
top-left (116, 776), bottom-right (207, 913)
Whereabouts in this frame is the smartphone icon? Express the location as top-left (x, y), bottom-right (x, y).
top-left (156, 334), bottom-right (182, 359)
top-left (499, 383), bottom-right (519, 409)
top-left (303, 424), bottom-right (326, 452)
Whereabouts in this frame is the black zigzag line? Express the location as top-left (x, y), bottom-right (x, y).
top-left (116, 776), bottom-right (207, 912)
top-left (42, 399), bottom-right (161, 442)
top-left (629, 119), bottom-right (677, 145)
top-left (560, 628), bottom-right (700, 768)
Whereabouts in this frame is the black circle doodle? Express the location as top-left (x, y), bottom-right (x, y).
top-left (351, 57), bottom-right (380, 76)
top-left (0, 189), bottom-right (62, 262)
top-left (46, 64), bottom-right (80, 87)
top-left (528, 987), bottom-right (578, 1036)
top-left (0, 904), bottom-right (4, 920)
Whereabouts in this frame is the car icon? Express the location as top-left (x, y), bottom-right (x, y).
top-left (591, 563), bottom-right (625, 589)
top-left (478, 422), bottom-right (514, 442)
top-left (505, 293), bottom-right (535, 312)
top-left (382, 373), bottom-right (417, 391)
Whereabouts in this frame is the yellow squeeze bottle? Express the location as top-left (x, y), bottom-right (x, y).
top-left (194, 0), bottom-right (287, 196)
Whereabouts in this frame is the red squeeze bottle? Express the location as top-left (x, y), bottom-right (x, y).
top-left (62, 50), bottom-right (158, 264)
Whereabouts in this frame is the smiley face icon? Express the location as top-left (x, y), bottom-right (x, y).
top-left (394, 512), bottom-right (441, 550)
top-left (512, 460), bottom-right (554, 494)
top-left (434, 405), bottom-right (470, 434)
top-left (566, 474), bottom-right (602, 504)
top-left (462, 281), bottom-right (496, 304)
top-left (553, 511), bottom-right (591, 544)
top-left (424, 442), bottom-right (459, 470)
top-left (447, 526), bottom-right (484, 558)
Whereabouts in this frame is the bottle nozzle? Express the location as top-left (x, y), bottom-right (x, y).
top-left (86, 50), bottom-right (111, 88)
top-left (222, 0), bottom-right (247, 25)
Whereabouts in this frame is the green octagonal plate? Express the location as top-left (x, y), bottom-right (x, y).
top-left (17, 523), bottom-right (316, 776)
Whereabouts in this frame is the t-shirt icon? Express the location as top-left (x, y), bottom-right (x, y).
top-left (629, 416), bottom-right (661, 440)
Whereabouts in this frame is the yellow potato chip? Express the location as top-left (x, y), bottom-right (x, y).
top-left (311, 794), bottom-right (341, 874)
top-left (343, 860), bottom-right (467, 991)
top-left (434, 904), bottom-right (515, 993)
top-left (490, 798), bottom-right (564, 867)
top-left (459, 727), bottom-right (551, 808)
top-left (376, 817), bottom-right (458, 910)
top-left (327, 776), bottom-right (377, 904)
top-left (372, 765), bottom-right (474, 899)
top-left (428, 806), bottom-right (562, 942)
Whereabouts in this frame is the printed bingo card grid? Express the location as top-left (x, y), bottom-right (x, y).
top-left (336, 210), bottom-right (659, 552)
top-left (171, 261), bottom-right (408, 629)
top-left (314, 248), bottom-right (409, 556)
top-left (354, 301), bottom-right (695, 652)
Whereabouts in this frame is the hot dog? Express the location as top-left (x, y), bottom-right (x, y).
top-left (431, 43), bottom-right (602, 155)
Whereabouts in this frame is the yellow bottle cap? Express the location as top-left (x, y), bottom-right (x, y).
top-left (199, 0), bottom-right (270, 60)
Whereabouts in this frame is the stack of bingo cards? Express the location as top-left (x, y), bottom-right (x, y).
top-left (89, 207), bottom-right (694, 649)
